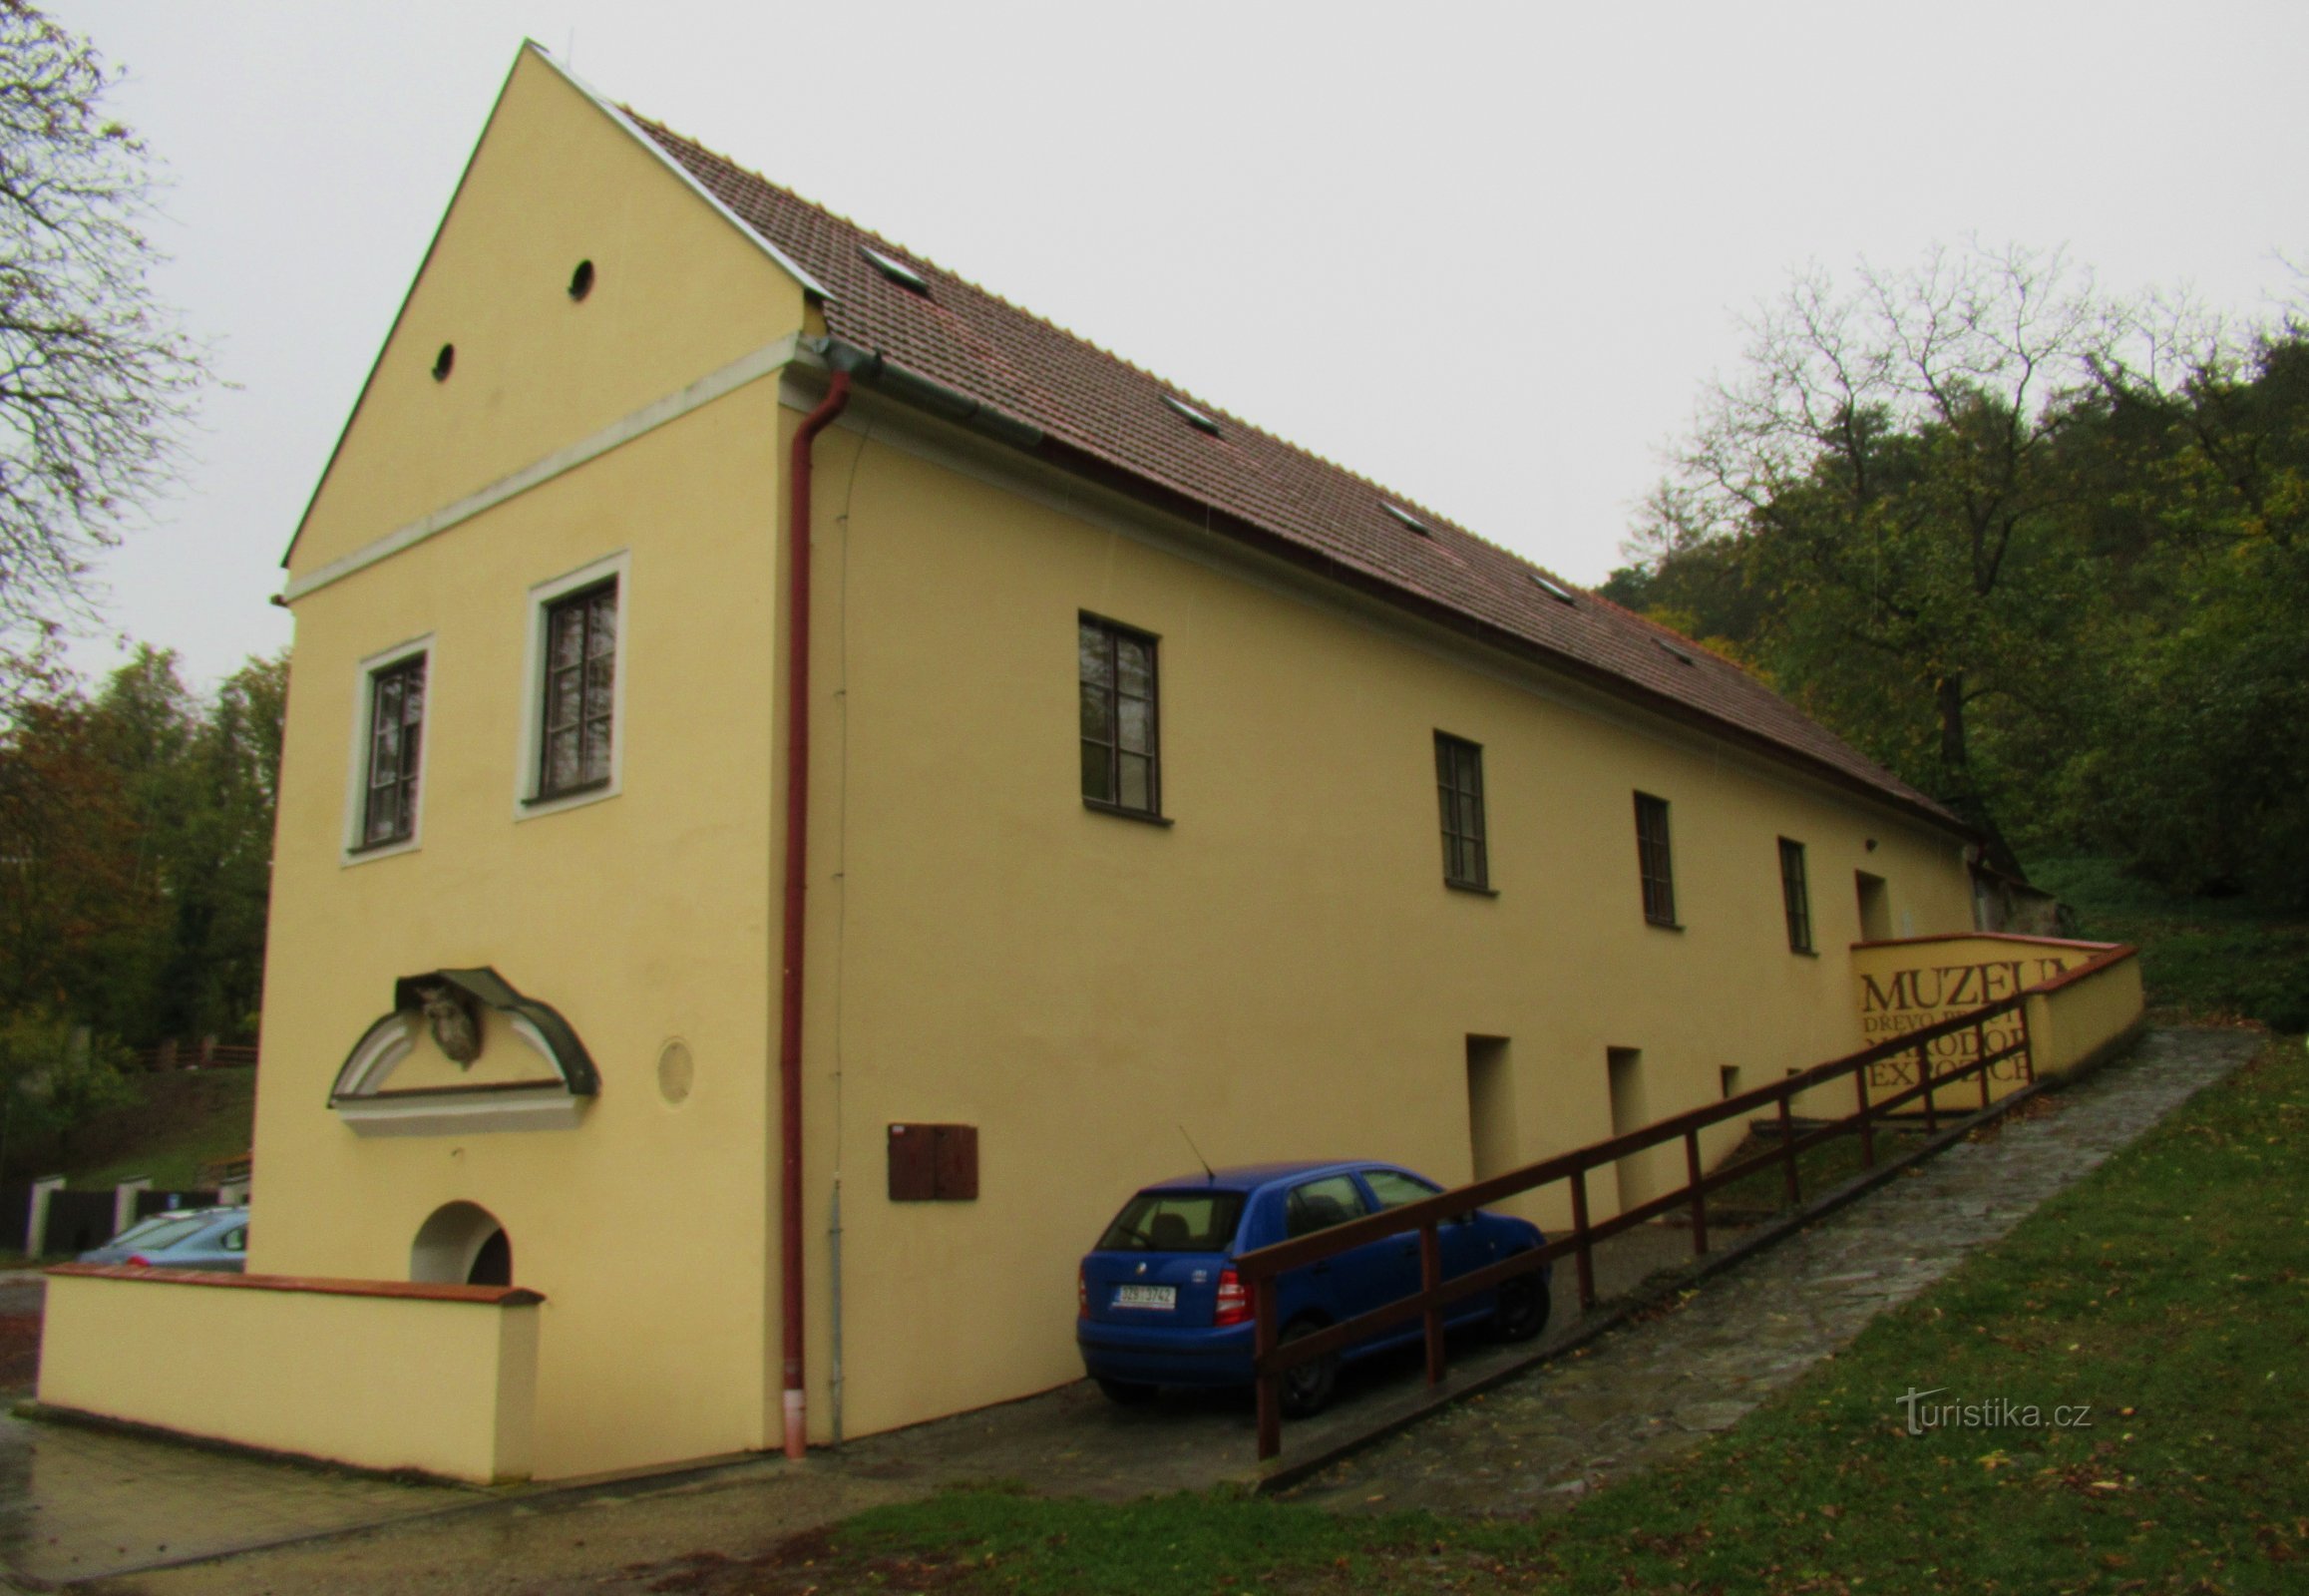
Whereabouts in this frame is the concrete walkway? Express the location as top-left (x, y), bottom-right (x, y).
top-left (1, 1025), bottom-right (2252, 1591)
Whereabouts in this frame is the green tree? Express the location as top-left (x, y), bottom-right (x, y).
top-left (2053, 316), bottom-right (2309, 902)
top-left (0, 644), bottom-right (286, 1045)
top-left (1642, 243), bottom-right (2113, 874)
top-left (0, 1008), bottom-right (132, 1183)
top-left (165, 650), bottom-right (285, 1039)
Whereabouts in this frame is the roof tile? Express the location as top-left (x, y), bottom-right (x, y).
top-left (635, 117), bottom-right (1958, 831)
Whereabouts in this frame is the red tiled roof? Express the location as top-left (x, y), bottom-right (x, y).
top-left (636, 118), bottom-right (1962, 834)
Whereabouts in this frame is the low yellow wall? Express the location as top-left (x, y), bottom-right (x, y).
top-left (1843, 934), bottom-right (2140, 1114)
top-left (38, 1268), bottom-right (541, 1483)
top-left (2026, 950), bottom-right (2145, 1077)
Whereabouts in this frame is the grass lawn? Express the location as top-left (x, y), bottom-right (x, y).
top-left (56, 1066), bottom-right (256, 1192)
top-left (698, 1030), bottom-right (2306, 1594)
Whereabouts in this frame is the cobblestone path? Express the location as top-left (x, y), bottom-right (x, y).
top-left (1280, 1026), bottom-right (2259, 1517)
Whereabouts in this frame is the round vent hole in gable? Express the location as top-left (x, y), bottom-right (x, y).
top-left (569, 259), bottom-right (594, 301)
top-left (431, 342), bottom-right (455, 381)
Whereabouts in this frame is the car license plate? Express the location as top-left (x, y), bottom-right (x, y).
top-left (1113, 1284), bottom-right (1176, 1310)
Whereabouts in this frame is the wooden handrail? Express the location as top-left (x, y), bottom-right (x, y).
top-left (1238, 995), bottom-right (2025, 1284)
top-left (1244, 990), bottom-right (2043, 1460)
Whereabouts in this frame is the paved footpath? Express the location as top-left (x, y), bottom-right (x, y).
top-left (3, 1026), bottom-right (2254, 1593)
top-left (1280, 1025), bottom-right (2258, 1516)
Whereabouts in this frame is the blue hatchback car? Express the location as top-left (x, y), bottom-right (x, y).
top-left (1076, 1160), bottom-right (1549, 1415)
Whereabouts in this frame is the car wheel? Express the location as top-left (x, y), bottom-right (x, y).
top-left (1493, 1268), bottom-right (1550, 1343)
top-left (1278, 1319), bottom-right (1338, 1418)
top-left (1096, 1377), bottom-right (1156, 1404)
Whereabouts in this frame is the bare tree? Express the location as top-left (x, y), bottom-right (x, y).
top-left (0, 3), bottom-right (206, 696)
top-left (1650, 242), bottom-right (2116, 872)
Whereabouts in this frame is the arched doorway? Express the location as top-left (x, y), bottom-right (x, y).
top-left (411, 1201), bottom-right (513, 1287)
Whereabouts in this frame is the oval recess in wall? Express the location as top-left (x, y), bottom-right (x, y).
top-left (656, 1038), bottom-right (694, 1105)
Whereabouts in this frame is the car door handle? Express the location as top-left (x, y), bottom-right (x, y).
top-left (1311, 1262), bottom-right (1331, 1276)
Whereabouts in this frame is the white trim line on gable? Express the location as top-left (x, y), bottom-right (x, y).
top-left (521, 42), bottom-right (832, 302)
top-left (281, 332), bottom-right (801, 603)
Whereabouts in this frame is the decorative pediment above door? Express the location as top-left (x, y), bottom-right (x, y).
top-left (328, 968), bottom-right (598, 1136)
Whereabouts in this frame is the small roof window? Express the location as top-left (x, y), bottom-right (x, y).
top-left (1654, 636), bottom-right (1697, 665)
top-left (1530, 573), bottom-right (1577, 605)
top-left (1379, 503), bottom-right (1430, 537)
top-left (859, 244), bottom-right (931, 295)
top-left (1162, 395), bottom-right (1221, 435)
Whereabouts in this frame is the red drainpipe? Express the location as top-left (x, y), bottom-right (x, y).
top-left (779, 369), bottom-right (852, 1458)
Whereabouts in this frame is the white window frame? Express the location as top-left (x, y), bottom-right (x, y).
top-left (516, 549), bottom-right (630, 820)
top-left (341, 633), bottom-right (434, 866)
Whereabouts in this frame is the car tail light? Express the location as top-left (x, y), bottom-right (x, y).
top-left (1214, 1267), bottom-right (1250, 1327)
top-left (1077, 1265), bottom-right (1087, 1319)
top-left (126, 1255), bottom-right (150, 1268)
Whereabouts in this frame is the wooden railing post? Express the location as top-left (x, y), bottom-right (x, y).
top-left (1776, 1094), bottom-right (1800, 1206)
top-left (2018, 1003), bottom-right (2036, 1082)
top-left (1919, 1039), bottom-right (1938, 1134)
top-left (1254, 1276), bottom-right (1280, 1461)
top-left (1974, 1018), bottom-right (1992, 1108)
top-left (1684, 1129), bottom-right (1708, 1257)
top-left (1570, 1163), bottom-right (1596, 1310)
top-left (1854, 1062), bottom-right (1876, 1168)
top-left (1419, 1222), bottom-right (1445, 1386)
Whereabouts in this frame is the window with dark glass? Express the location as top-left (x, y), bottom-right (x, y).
top-left (1635, 791), bottom-right (1677, 926)
top-left (540, 581), bottom-right (617, 798)
top-left (1435, 732), bottom-right (1488, 889)
top-left (360, 654), bottom-right (425, 849)
top-left (1284, 1174), bottom-right (1369, 1239)
top-left (1778, 837), bottom-right (1814, 953)
top-left (1078, 614), bottom-right (1160, 816)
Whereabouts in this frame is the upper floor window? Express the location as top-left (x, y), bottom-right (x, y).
top-left (539, 581), bottom-right (617, 799)
top-left (1635, 791), bottom-right (1677, 926)
top-left (358, 652), bottom-right (426, 851)
top-left (517, 551), bottom-right (628, 818)
top-left (1434, 732), bottom-right (1489, 891)
top-left (1079, 614), bottom-right (1161, 818)
top-left (1778, 837), bottom-right (1814, 953)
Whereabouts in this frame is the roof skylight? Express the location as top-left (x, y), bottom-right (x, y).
top-left (859, 244), bottom-right (931, 294)
top-left (1379, 503), bottom-right (1431, 536)
top-left (1162, 395), bottom-right (1221, 435)
top-left (1530, 573), bottom-right (1577, 605)
top-left (1655, 636), bottom-right (1697, 665)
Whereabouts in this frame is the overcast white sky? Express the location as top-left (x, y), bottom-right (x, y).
top-left (45, 0), bottom-right (2308, 692)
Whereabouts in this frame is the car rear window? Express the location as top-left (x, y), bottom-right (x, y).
top-left (110, 1216), bottom-right (207, 1251)
top-left (1098, 1191), bottom-right (1245, 1252)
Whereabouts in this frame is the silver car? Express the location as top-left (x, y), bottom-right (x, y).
top-left (78, 1207), bottom-right (248, 1273)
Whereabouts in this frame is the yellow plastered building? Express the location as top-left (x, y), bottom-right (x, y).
top-left (43, 45), bottom-right (2057, 1482)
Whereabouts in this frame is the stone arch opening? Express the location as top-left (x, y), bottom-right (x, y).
top-left (411, 1201), bottom-right (513, 1287)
